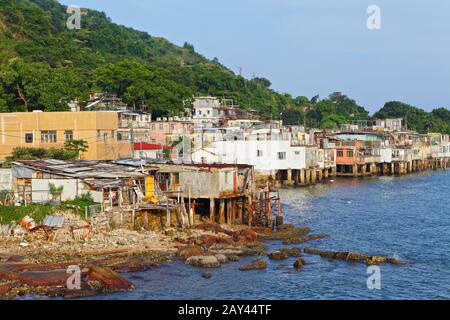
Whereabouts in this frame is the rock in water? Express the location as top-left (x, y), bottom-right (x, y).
top-left (177, 245), bottom-right (204, 259)
top-left (239, 259), bottom-right (267, 271)
top-left (268, 248), bottom-right (302, 260)
top-left (186, 256), bottom-right (221, 268)
top-left (294, 258), bottom-right (306, 270)
top-left (214, 254), bottom-right (228, 264)
top-left (202, 272), bottom-right (212, 279)
top-left (304, 248), bottom-right (404, 265)
top-left (87, 265), bottom-right (134, 291)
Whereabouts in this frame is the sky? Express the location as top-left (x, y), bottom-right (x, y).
top-left (59, 0), bottom-right (450, 113)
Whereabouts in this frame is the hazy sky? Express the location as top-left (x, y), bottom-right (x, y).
top-left (60, 0), bottom-right (450, 113)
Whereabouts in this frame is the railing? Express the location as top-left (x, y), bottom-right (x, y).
top-left (120, 120), bottom-right (151, 129)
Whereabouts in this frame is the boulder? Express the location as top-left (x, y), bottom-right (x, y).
top-left (239, 259), bottom-right (267, 271)
top-left (0, 282), bottom-right (12, 297)
top-left (201, 235), bottom-right (218, 247)
top-left (268, 250), bottom-right (289, 260)
top-left (261, 226), bottom-right (311, 241)
top-left (251, 227), bottom-right (272, 236)
top-left (240, 242), bottom-right (267, 256)
top-left (304, 248), bottom-right (404, 265)
top-left (186, 256), bottom-right (221, 268)
top-left (177, 245), bottom-right (204, 259)
top-left (214, 254), bottom-right (228, 264)
top-left (227, 255), bottom-right (241, 262)
top-left (294, 258), bottom-right (306, 270)
top-left (241, 229), bottom-right (258, 241)
top-left (268, 248), bottom-right (301, 260)
top-left (202, 272), bottom-right (212, 279)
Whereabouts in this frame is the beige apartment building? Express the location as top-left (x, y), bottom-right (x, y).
top-left (0, 111), bottom-right (131, 160)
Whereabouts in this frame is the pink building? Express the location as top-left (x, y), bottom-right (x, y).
top-left (149, 120), bottom-right (194, 145)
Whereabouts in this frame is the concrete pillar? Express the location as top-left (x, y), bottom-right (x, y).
top-left (311, 169), bottom-right (317, 184)
top-left (210, 198), bottom-right (215, 223)
top-left (219, 199), bottom-right (225, 225)
top-left (293, 170), bottom-right (299, 185)
top-left (300, 169), bottom-right (305, 185)
top-left (362, 164), bottom-right (367, 176)
top-left (370, 163), bottom-right (377, 175)
top-left (285, 169), bottom-right (294, 185)
top-left (353, 164), bottom-right (358, 176)
top-left (318, 169), bottom-right (323, 182)
top-left (305, 169), bottom-right (311, 184)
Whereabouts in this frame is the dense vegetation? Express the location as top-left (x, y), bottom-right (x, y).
top-left (0, 0), bottom-right (449, 133)
top-left (0, 139), bottom-right (89, 167)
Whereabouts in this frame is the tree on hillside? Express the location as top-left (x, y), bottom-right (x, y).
top-left (95, 59), bottom-right (193, 115)
top-left (328, 92), bottom-right (369, 119)
top-left (0, 58), bottom-right (85, 112)
top-left (373, 101), bottom-right (428, 132)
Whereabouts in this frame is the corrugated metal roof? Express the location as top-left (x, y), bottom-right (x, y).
top-left (42, 215), bottom-right (65, 228)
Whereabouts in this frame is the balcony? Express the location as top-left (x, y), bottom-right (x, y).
top-left (119, 120), bottom-right (151, 129)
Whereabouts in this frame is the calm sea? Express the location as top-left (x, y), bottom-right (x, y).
top-left (95, 171), bottom-right (450, 300)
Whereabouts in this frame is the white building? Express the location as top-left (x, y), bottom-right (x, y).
top-left (192, 139), bottom-right (307, 174)
top-left (193, 97), bottom-right (221, 125)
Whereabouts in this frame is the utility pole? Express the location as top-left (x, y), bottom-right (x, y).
top-left (129, 121), bottom-right (134, 158)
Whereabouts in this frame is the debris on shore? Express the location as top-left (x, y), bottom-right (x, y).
top-left (0, 213), bottom-right (406, 299)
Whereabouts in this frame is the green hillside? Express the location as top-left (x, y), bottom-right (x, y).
top-left (0, 0), bottom-right (449, 133)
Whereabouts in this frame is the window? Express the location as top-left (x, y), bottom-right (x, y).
top-left (41, 131), bottom-right (57, 143)
top-left (347, 150), bottom-right (354, 157)
top-left (25, 133), bottom-right (33, 144)
top-left (207, 110), bottom-right (211, 115)
top-left (159, 124), bottom-right (164, 130)
top-left (151, 124), bottom-right (156, 131)
top-left (337, 150), bottom-right (344, 157)
top-left (64, 130), bottom-right (73, 141)
top-left (257, 150), bottom-right (264, 157)
top-left (103, 133), bottom-right (108, 142)
top-left (225, 172), bottom-right (230, 184)
top-left (294, 151), bottom-right (300, 155)
top-left (278, 152), bottom-right (287, 160)
top-left (170, 124), bottom-right (175, 130)
top-left (198, 110), bottom-right (202, 115)
top-left (97, 130), bottom-right (101, 140)
top-left (111, 130), bottom-right (115, 140)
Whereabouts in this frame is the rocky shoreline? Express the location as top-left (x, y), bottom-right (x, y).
top-left (0, 221), bottom-right (405, 300)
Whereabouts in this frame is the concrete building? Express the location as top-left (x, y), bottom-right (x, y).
top-left (192, 97), bottom-right (221, 125)
top-left (0, 111), bottom-right (131, 161)
top-left (149, 118), bottom-right (194, 145)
